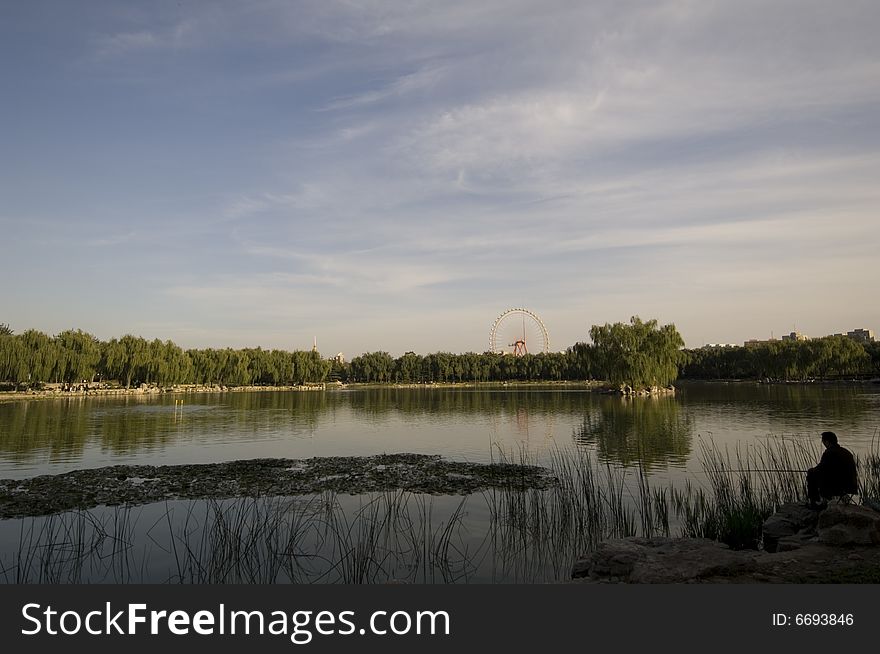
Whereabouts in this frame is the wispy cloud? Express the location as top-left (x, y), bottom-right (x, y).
top-left (91, 20), bottom-right (196, 59)
top-left (4, 1), bottom-right (880, 352)
top-left (96, 30), bottom-right (159, 55)
top-left (86, 231), bottom-right (139, 247)
top-left (321, 65), bottom-right (449, 111)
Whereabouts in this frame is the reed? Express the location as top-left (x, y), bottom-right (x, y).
top-left (1, 506), bottom-right (138, 583)
top-left (3, 436), bottom-right (880, 583)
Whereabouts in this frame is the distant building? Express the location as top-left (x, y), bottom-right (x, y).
top-left (781, 331), bottom-right (809, 342)
top-left (332, 352), bottom-right (345, 365)
top-left (846, 328), bottom-right (875, 344)
top-left (704, 343), bottom-right (737, 348)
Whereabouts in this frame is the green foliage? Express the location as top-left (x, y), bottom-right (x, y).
top-left (103, 335), bottom-right (151, 387)
top-left (0, 323), bottom-right (12, 336)
top-left (344, 350), bottom-right (576, 383)
top-left (54, 330), bottom-right (102, 383)
top-left (576, 396), bottom-right (692, 468)
top-left (567, 342), bottom-right (595, 379)
top-left (184, 347), bottom-right (330, 386)
top-left (21, 312), bottom-right (836, 389)
top-left (25, 330), bottom-right (60, 384)
top-left (0, 331), bottom-right (331, 388)
top-left (350, 351), bottom-right (394, 382)
top-left (683, 336), bottom-right (875, 381)
top-left (585, 316), bottom-right (685, 389)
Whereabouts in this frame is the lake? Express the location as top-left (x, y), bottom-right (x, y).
top-left (1, 382), bottom-right (878, 583)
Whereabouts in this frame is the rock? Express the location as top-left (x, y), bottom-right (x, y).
top-left (572, 537), bottom-right (759, 583)
top-left (776, 533), bottom-right (818, 552)
top-left (817, 504), bottom-right (880, 546)
top-left (574, 539), bottom-right (644, 579)
top-left (762, 502), bottom-right (819, 552)
top-left (570, 557), bottom-right (595, 579)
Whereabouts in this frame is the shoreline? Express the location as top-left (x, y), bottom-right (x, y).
top-left (0, 379), bottom-right (606, 402)
top-left (677, 377), bottom-right (880, 385)
top-left (0, 382), bottom-right (328, 403)
top-left (3, 377), bottom-right (875, 404)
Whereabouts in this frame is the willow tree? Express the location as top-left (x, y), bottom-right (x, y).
top-left (19, 330), bottom-right (59, 384)
top-left (349, 351), bottom-right (394, 383)
top-left (394, 351), bottom-right (423, 382)
top-left (145, 339), bottom-right (192, 385)
top-left (588, 316), bottom-right (684, 390)
top-left (54, 330), bottom-right (102, 383)
top-left (103, 335), bottom-right (151, 388)
top-left (0, 332), bottom-right (24, 385)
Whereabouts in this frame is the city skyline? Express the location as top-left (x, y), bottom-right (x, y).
top-left (3, 2), bottom-right (879, 357)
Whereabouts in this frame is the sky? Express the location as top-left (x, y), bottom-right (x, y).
top-left (2, 1), bottom-right (879, 356)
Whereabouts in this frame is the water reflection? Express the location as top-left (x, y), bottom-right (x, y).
top-left (344, 387), bottom-right (591, 418)
top-left (0, 398), bottom-right (94, 461)
top-left (676, 382), bottom-right (875, 435)
top-left (574, 395), bottom-right (693, 469)
top-left (0, 383), bottom-right (877, 478)
top-left (0, 493), bottom-right (562, 584)
top-left (0, 392), bottom-right (331, 460)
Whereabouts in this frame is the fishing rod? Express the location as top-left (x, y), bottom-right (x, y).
top-left (695, 468), bottom-right (808, 474)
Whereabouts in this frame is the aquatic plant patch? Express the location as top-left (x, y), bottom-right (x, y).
top-left (0, 454), bottom-right (557, 519)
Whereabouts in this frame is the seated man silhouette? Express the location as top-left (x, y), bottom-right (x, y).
top-left (806, 431), bottom-right (858, 509)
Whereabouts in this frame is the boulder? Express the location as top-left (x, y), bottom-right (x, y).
top-left (572, 537), bottom-right (758, 583)
top-left (762, 502), bottom-right (819, 553)
top-left (573, 538), bottom-right (644, 580)
top-left (775, 533), bottom-right (818, 552)
top-left (817, 504), bottom-right (880, 546)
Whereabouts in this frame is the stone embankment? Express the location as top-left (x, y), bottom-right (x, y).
top-left (572, 501), bottom-right (880, 583)
top-left (0, 382), bottom-right (326, 401)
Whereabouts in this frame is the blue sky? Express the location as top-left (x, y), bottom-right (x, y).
top-left (2, 1), bottom-right (879, 356)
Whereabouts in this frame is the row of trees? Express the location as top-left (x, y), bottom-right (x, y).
top-left (1, 318), bottom-right (685, 389)
top-left (347, 351), bottom-right (576, 383)
top-left (348, 317), bottom-right (687, 388)
top-left (0, 328), bottom-right (331, 388)
top-left (681, 337), bottom-right (880, 381)
top-left (11, 318), bottom-right (875, 390)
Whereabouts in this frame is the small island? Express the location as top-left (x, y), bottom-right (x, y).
top-left (0, 454), bottom-right (557, 519)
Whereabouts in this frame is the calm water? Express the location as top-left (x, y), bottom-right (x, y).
top-left (1, 382), bottom-right (878, 480)
top-left (1, 383), bottom-right (878, 583)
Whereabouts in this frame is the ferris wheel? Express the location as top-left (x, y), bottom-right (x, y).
top-left (489, 308), bottom-right (550, 355)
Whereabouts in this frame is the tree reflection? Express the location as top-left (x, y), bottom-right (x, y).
top-left (0, 392), bottom-right (329, 459)
top-left (574, 396), bottom-right (693, 469)
top-left (346, 386), bottom-right (592, 418)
